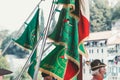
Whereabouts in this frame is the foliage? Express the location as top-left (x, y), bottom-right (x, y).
top-left (1, 32), bottom-right (29, 58)
top-left (0, 30), bottom-right (9, 40)
top-left (111, 1), bottom-right (120, 20)
top-left (0, 56), bottom-right (9, 69)
top-left (90, 0), bottom-right (112, 32)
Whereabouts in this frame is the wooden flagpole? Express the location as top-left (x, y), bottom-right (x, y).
top-left (77, 55), bottom-right (83, 80)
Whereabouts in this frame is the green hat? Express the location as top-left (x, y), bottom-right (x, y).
top-left (90, 59), bottom-right (106, 71)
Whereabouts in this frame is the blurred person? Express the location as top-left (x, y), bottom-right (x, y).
top-left (90, 59), bottom-right (106, 80)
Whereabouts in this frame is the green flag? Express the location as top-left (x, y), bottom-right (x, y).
top-left (13, 8), bottom-right (39, 50)
top-left (40, 43), bottom-right (67, 79)
top-left (40, 0), bottom-right (90, 79)
top-left (40, 6), bottom-right (80, 80)
top-left (13, 8), bottom-right (39, 78)
top-left (28, 51), bottom-right (37, 78)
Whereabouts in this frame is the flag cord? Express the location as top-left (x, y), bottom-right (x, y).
top-left (33, 0), bottom-right (55, 80)
top-left (1, 0), bottom-right (43, 56)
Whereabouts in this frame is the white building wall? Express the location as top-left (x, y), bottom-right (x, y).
top-left (83, 42), bottom-right (120, 80)
top-left (83, 41), bottom-right (108, 80)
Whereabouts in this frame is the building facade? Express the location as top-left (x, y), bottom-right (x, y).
top-left (83, 29), bottom-right (120, 80)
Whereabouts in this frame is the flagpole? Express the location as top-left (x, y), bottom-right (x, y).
top-left (14, 35), bottom-right (42, 80)
top-left (14, 30), bottom-right (52, 80)
top-left (11, 1), bottom-right (44, 80)
top-left (1, 23), bottom-right (25, 56)
top-left (14, 32), bottom-right (53, 80)
top-left (1, 0), bottom-right (44, 56)
top-left (33, 0), bottom-right (55, 80)
top-left (15, 3), bottom-right (59, 80)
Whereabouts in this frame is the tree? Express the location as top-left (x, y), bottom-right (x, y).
top-left (90, 0), bottom-right (112, 32)
top-left (1, 32), bottom-right (29, 58)
top-left (0, 56), bottom-right (9, 68)
top-left (111, 1), bottom-right (120, 21)
top-left (0, 30), bottom-right (9, 40)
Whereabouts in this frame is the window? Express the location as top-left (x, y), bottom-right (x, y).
top-left (101, 49), bottom-right (103, 53)
top-left (97, 49), bottom-right (99, 53)
top-left (89, 49), bottom-right (91, 53)
top-left (101, 59), bottom-right (103, 62)
top-left (92, 49), bottom-right (94, 53)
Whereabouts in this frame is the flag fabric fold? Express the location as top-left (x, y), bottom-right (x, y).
top-left (40, 0), bottom-right (89, 79)
top-left (40, 0), bottom-right (84, 79)
top-left (13, 8), bottom-right (39, 78)
top-left (40, 43), bottom-right (67, 80)
top-left (13, 8), bottom-right (39, 50)
top-left (40, 0), bottom-right (89, 80)
top-left (78, 0), bottom-right (90, 58)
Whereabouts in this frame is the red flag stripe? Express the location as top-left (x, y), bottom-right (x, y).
top-left (78, 0), bottom-right (90, 42)
top-left (64, 60), bottom-right (78, 80)
top-left (78, 13), bottom-right (89, 42)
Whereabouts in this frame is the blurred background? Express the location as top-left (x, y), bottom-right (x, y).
top-left (0, 0), bottom-right (120, 80)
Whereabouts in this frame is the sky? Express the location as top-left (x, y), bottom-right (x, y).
top-left (0, 0), bottom-right (52, 33)
top-left (0, 0), bottom-right (118, 33)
